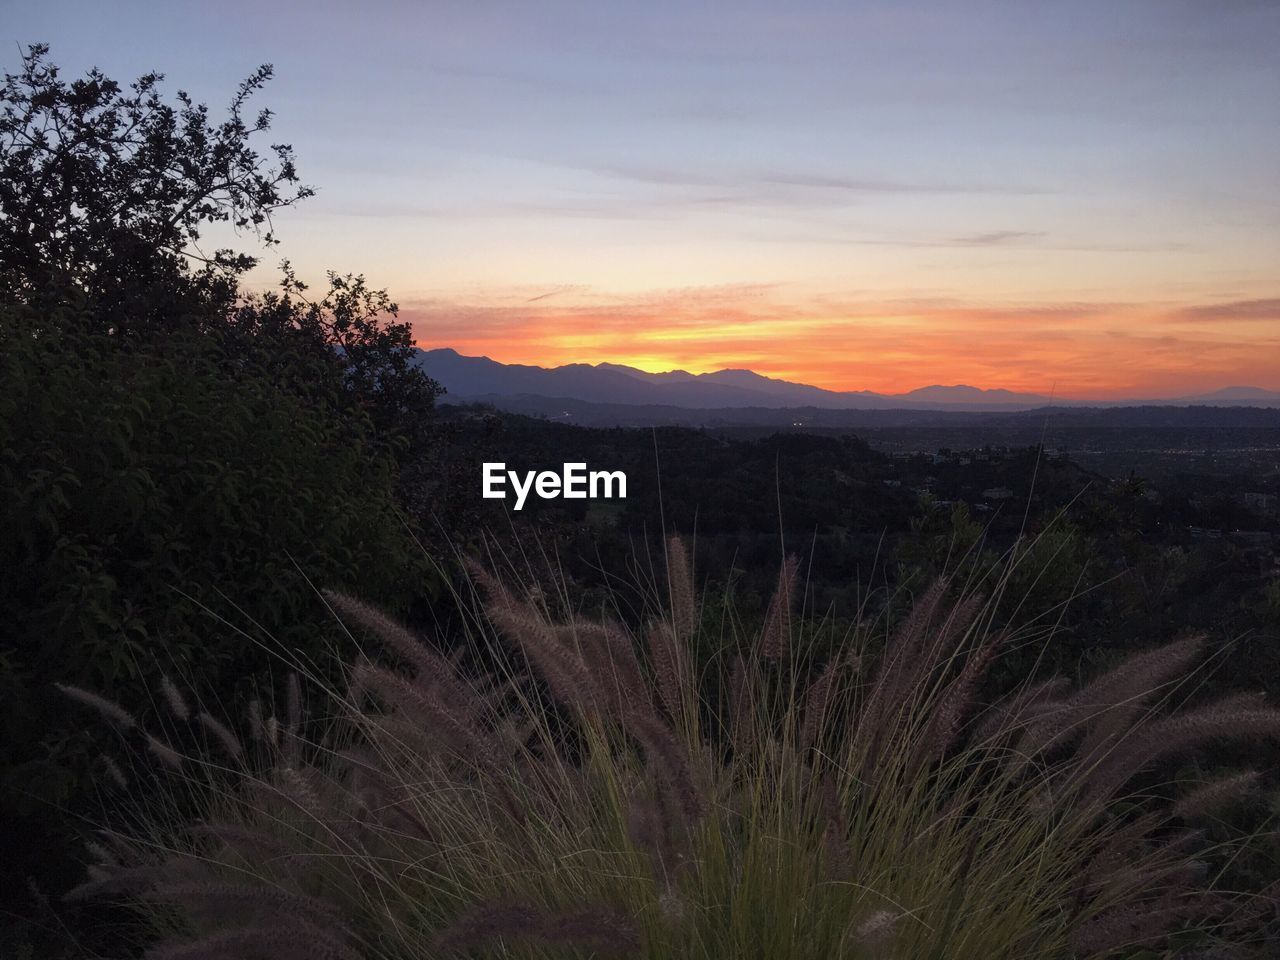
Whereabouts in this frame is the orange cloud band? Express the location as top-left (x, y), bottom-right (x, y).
top-left (402, 288), bottom-right (1280, 399)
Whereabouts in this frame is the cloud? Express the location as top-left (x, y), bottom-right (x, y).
top-left (756, 173), bottom-right (1049, 196)
top-left (591, 162), bottom-right (1051, 198)
top-left (1171, 298), bottom-right (1280, 323)
top-left (949, 230), bottom-right (1047, 246)
top-left (525, 287), bottom-right (578, 303)
top-left (402, 285), bottom-right (1280, 398)
top-left (735, 224), bottom-right (1184, 252)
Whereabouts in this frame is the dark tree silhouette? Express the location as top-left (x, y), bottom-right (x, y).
top-left (0, 43), bottom-right (309, 329)
top-left (0, 42), bottom-right (441, 441)
top-left (0, 47), bottom-right (441, 956)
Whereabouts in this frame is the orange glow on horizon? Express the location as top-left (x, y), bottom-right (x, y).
top-left (403, 289), bottom-right (1280, 400)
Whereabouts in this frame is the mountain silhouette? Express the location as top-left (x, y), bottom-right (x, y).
top-left (415, 348), bottom-right (1280, 411)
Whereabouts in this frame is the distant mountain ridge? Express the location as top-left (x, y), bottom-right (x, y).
top-left (415, 348), bottom-right (1280, 411)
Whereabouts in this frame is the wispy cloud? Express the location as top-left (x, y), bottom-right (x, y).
top-left (591, 162), bottom-right (1053, 198)
top-left (524, 285), bottom-right (584, 303)
top-left (739, 228), bottom-right (1184, 253)
top-left (1171, 298), bottom-right (1280, 323)
top-left (950, 230), bottom-right (1047, 246)
top-left (755, 172), bottom-right (1050, 196)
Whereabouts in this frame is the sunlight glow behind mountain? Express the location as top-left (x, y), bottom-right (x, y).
top-left (13, 0), bottom-right (1279, 395)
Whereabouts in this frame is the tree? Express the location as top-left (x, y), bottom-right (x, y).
top-left (228, 265), bottom-right (444, 455)
top-left (0, 47), bottom-right (440, 954)
top-left (0, 298), bottom-right (437, 957)
top-left (1, 43), bottom-right (441, 443)
top-left (0, 43), bottom-right (309, 329)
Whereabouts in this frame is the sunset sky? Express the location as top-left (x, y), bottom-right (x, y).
top-left (12, 0), bottom-right (1280, 397)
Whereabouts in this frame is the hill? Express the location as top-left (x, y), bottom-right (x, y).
top-left (416, 348), bottom-right (1280, 412)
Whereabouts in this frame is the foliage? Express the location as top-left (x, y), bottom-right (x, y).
top-left (0, 43), bottom-right (441, 450)
top-left (423, 408), bottom-right (1280, 696)
top-left (0, 303), bottom-right (428, 951)
top-left (226, 265), bottom-right (443, 455)
top-left (0, 48), bottom-right (447, 948)
top-left (0, 43), bottom-right (309, 328)
top-left (61, 544), bottom-right (1280, 959)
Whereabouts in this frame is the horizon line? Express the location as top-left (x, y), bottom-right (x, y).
top-left (415, 344), bottom-right (1277, 404)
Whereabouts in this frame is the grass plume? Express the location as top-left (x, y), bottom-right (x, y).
top-left (58, 546), bottom-right (1280, 959)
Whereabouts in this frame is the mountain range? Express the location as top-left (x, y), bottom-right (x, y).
top-left (415, 348), bottom-right (1280, 412)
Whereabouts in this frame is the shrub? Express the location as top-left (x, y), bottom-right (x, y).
top-left (0, 305), bottom-right (427, 907)
top-left (61, 541), bottom-right (1280, 958)
top-left (0, 45), bottom-right (444, 954)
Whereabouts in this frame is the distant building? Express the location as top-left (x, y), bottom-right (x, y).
top-left (982, 487), bottom-right (1014, 500)
top-left (1231, 530), bottom-right (1273, 549)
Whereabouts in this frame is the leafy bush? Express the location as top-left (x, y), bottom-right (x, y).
top-left (1, 43), bottom-right (441, 459)
top-left (0, 304), bottom-right (428, 922)
top-left (62, 543), bottom-right (1280, 958)
top-left (0, 47), bottom-right (442, 948)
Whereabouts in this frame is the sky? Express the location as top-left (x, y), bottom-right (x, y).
top-left (9, 0), bottom-right (1280, 398)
